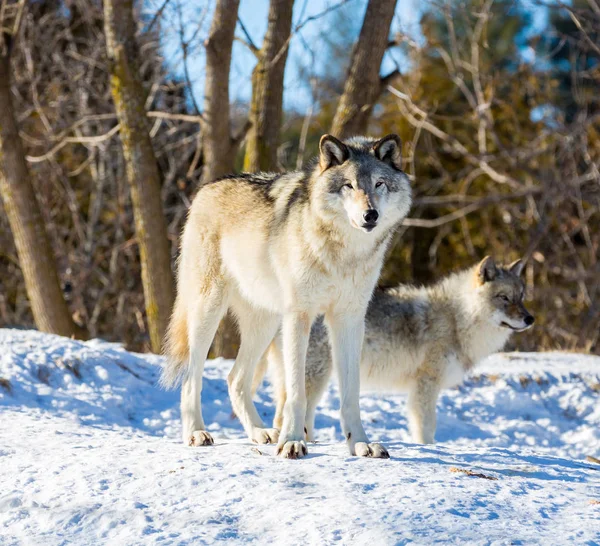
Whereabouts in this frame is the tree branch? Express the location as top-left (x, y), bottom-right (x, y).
top-left (25, 124), bottom-right (121, 163)
top-left (386, 84), bottom-right (524, 190)
top-left (237, 17), bottom-right (260, 55)
top-left (146, 0), bottom-right (173, 32)
top-left (380, 69), bottom-right (401, 90)
top-left (268, 0), bottom-right (352, 70)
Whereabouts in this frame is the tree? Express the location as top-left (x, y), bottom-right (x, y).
top-left (2, 0), bottom-right (598, 355)
top-left (330, 0), bottom-right (397, 138)
top-left (200, 0), bottom-right (248, 358)
top-left (0, 4), bottom-right (85, 339)
top-left (543, 0), bottom-right (600, 122)
top-left (374, 0), bottom-right (600, 352)
top-left (243, 0), bottom-right (295, 172)
top-left (103, 0), bottom-right (174, 352)
top-left (202, 0), bottom-right (243, 183)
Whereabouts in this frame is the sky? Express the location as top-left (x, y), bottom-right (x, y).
top-left (152, 0), bottom-right (423, 113)
top-left (150, 0), bottom-right (549, 115)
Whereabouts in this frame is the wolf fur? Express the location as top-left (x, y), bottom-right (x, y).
top-left (162, 134), bottom-right (412, 458)
top-left (259, 257), bottom-right (534, 444)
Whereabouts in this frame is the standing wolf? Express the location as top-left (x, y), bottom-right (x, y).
top-left (259, 257), bottom-right (535, 444)
top-left (161, 134), bottom-right (412, 458)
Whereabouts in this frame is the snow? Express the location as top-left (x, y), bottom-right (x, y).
top-left (0, 328), bottom-right (599, 545)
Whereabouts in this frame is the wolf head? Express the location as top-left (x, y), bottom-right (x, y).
top-left (312, 134), bottom-right (412, 234)
top-left (474, 256), bottom-right (535, 333)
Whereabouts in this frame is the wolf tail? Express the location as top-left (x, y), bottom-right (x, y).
top-left (160, 297), bottom-right (189, 388)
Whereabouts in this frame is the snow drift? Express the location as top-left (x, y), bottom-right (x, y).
top-left (0, 329), bottom-right (599, 544)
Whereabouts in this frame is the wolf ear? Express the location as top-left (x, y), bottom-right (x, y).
top-left (373, 134), bottom-right (403, 170)
top-left (508, 259), bottom-right (525, 277)
top-left (319, 134), bottom-right (349, 170)
top-left (477, 256), bottom-right (497, 284)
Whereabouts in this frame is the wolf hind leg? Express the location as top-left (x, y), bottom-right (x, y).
top-left (228, 300), bottom-right (281, 445)
top-left (265, 335), bottom-right (286, 432)
top-left (305, 373), bottom-right (329, 442)
top-left (304, 395), bottom-right (318, 443)
top-left (267, 334), bottom-right (326, 443)
top-left (181, 287), bottom-right (228, 447)
top-left (251, 354), bottom-right (268, 399)
top-left (407, 374), bottom-right (440, 444)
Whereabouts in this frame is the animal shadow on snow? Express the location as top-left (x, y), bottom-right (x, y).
top-left (388, 443), bottom-right (598, 484)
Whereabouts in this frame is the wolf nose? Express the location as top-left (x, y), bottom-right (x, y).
top-left (363, 209), bottom-right (379, 224)
top-left (525, 315), bottom-right (535, 326)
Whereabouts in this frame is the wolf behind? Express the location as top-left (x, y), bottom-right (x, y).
top-left (261, 257), bottom-right (535, 444)
top-left (162, 134), bottom-right (412, 458)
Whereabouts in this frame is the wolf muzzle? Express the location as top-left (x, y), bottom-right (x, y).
top-left (362, 209), bottom-right (379, 230)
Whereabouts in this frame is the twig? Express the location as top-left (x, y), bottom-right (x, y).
top-left (269, 0), bottom-right (353, 70)
top-left (387, 84), bottom-right (523, 190)
top-left (450, 467), bottom-right (498, 480)
top-left (25, 124), bottom-right (121, 163)
top-left (146, 0), bottom-right (173, 32)
top-left (237, 16), bottom-right (259, 55)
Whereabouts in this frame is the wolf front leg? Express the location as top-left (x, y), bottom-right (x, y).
top-left (265, 336), bottom-right (286, 432)
top-left (276, 312), bottom-right (311, 459)
top-left (326, 312), bottom-right (389, 458)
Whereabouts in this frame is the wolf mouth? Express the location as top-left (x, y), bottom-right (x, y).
top-left (350, 220), bottom-right (376, 232)
top-left (500, 321), bottom-right (528, 332)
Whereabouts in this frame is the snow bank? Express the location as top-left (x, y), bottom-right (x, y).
top-left (0, 329), bottom-right (599, 544)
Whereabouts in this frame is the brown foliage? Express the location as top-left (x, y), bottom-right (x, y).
top-left (0, 0), bottom-right (598, 358)
top-left (0, 0), bottom-right (193, 351)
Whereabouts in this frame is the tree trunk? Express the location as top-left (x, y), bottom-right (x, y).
top-left (243, 0), bottom-right (294, 172)
top-left (330, 0), bottom-right (397, 139)
top-left (200, 0), bottom-right (243, 358)
top-left (103, 0), bottom-right (174, 353)
top-left (0, 44), bottom-right (84, 339)
top-left (202, 0), bottom-right (241, 183)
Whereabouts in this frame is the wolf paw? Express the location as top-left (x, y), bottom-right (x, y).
top-left (354, 442), bottom-right (390, 459)
top-left (251, 427), bottom-right (279, 444)
top-left (276, 440), bottom-right (308, 459)
top-left (187, 430), bottom-right (214, 447)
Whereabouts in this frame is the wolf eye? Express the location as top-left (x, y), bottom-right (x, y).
top-left (341, 183), bottom-right (353, 191)
top-left (497, 294), bottom-right (509, 302)
top-left (375, 180), bottom-right (385, 189)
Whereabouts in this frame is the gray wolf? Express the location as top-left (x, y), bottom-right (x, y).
top-left (259, 257), bottom-right (534, 444)
top-left (161, 134), bottom-right (412, 458)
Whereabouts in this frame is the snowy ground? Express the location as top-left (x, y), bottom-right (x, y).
top-left (0, 329), bottom-right (599, 545)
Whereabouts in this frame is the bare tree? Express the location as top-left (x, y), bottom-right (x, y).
top-left (330, 0), bottom-right (397, 138)
top-left (0, 9), bottom-right (84, 339)
top-left (377, 0), bottom-right (600, 353)
top-left (196, 0), bottom-right (247, 358)
top-left (2, 0), bottom-right (597, 356)
top-left (202, 0), bottom-right (244, 183)
top-left (243, 0), bottom-right (295, 172)
top-left (103, 0), bottom-right (174, 353)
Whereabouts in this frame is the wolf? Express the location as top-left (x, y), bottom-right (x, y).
top-left (258, 257), bottom-right (534, 444)
top-left (161, 134), bottom-right (412, 458)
